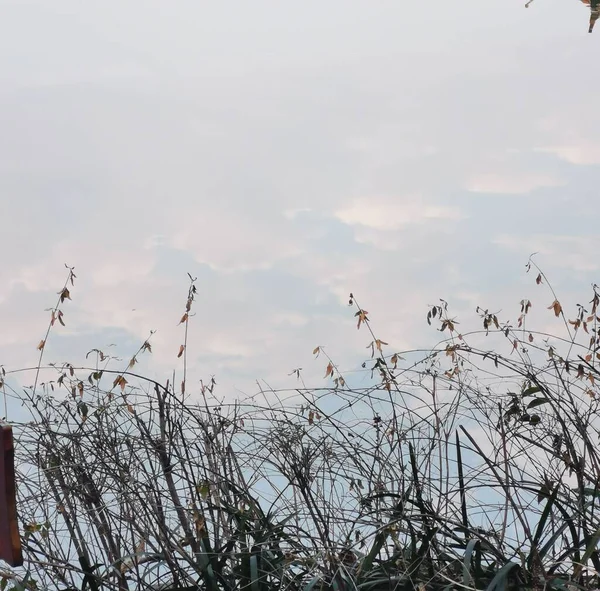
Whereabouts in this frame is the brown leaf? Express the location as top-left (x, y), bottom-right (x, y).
top-left (142, 341), bottom-right (152, 353)
top-left (308, 410), bottom-right (315, 425)
top-left (58, 310), bottom-right (65, 326)
top-left (528, 333), bottom-right (534, 342)
top-left (128, 357), bottom-right (137, 369)
top-left (536, 273), bottom-right (543, 285)
top-left (50, 310), bottom-right (56, 326)
top-left (324, 362), bottom-right (334, 378)
top-left (127, 404), bottom-right (134, 413)
top-left (375, 339), bottom-right (388, 353)
top-left (548, 300), bottom-right (562, 317)
top-left (355, 309), bottom-right (369, 329)
top-left (58, 288), bottom-right (71, 303)
top-left (113, 375), bottom-right (128, 391)
top-left (177, 344), bottom-right (185, 358)
top-left (312, 346), bottom-right (320, 356)
top-left (178, 313), bottom-right (188, 325)
top-left (77, 382), bottom-right (84, 397)
top-left (37, 339), bottom-right (45, 351)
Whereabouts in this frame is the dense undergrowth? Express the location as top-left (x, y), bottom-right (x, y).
top-left (2, 259), bottom-right (600, 590)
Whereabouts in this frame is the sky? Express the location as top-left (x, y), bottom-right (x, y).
top-left (1, 0), bottom-right (600, 409)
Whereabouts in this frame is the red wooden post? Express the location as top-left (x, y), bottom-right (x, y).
top-left (0, 424), bottom-right (22, 566)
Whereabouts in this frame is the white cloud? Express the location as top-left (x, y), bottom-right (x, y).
top-left (536, 141), bottom-right (600, 166)
top-left (465, 173), bottom-right (564, 194)
top-left (334, 196), bottom-right (463, 231)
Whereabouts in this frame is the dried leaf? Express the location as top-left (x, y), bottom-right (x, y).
top-left (177, 344), bottom-right (185, 358)
top-left (128, 357), bottom-right (137, 369)
top-left (312, 346), bottom-right (320, 356)
top-left (58, 288), bottom-right (71, 303)
top-left (355, 309), bottom-right (369, 329)
top-left (142, 341), bottom-right (152, 353)
top-left (127, 404), bottom-right (134, 414)
top-left (178, 313), bottom-right (188, 325)
top-left (58, 310), bottom-right (65, 326)
top-left (536, 273), bottom-right (543, 285)
top-left (37, 339), bottom-right (45, 351)
top-left (50, 310), bottom-right (56, 326)
top-left (324, 362), bottom-right (334, 378)
top-left (548, 300), bottom-right (562, 317)
top-left (113, 375), bottom-right (128, 392)
top-left (375, 339), bottom-right (388, 353)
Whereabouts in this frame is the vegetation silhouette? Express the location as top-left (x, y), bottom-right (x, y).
top-left (2, 259), bottom-right (600, 590)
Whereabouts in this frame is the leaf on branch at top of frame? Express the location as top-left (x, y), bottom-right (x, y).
top-left (113, 375), bottom-right (127, 391)
top-left (178, 313), bottom-right (188, 325)
top-left (37, 340), bottom-right (45, 351)
top-left (177, 344), bottom-right (185, 358)
top-left (548, 300), bottom-right (562, 317)
top-left (313, 346), bottom-right (320, 357)
top-left (142, 341), bottom-right (152, 354)
top-left (355, 309), bottom-right (369, 329)
top-left (536, 273), bottom-right (543, 285)
top-left (58, 287), bottom-right (71, 303)
top-left (324, 362), bottom-right (334, 379)
top-left (128, 357), bottom-right (137, 369)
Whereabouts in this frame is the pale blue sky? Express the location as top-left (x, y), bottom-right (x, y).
top-left (1, 0), bottom-right (599, 402)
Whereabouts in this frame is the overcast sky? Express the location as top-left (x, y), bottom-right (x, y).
top-left (1, 0), bottom-right (599, 406)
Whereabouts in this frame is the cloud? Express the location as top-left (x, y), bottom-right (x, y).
top-left (334, 196), bottom-right (463, 231)
top-left (465, 173), bottom-right (564, 195)
top-left (536, 141), bottom-right (600, 166)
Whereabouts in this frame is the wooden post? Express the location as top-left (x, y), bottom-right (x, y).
top-left (0, 424), bottom-right (22, 567)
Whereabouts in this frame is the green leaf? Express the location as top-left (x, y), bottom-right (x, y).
top-left (485, 561), bottom-right (520, 591)
top-left (463, 539), bottom-right (480, 587)
top-left (522, 386), bottom-right (541, 397)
